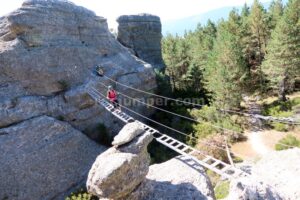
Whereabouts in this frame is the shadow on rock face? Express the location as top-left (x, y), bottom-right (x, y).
top-left (141, 179), bottom-right (212, 200)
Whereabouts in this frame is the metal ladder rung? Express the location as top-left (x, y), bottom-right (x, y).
top-left (182, 146), bottom-right (191, 152)
top-left (202, 156), bottom-right (211, 163)
top-left (175, 143), bottom-right (186, 149)
top-left (169, 140), bottom-right (178, 146)
top-left (211, 161), bottom-right (221, 167)
top-left (165, 138), bottom-right (174, 144)
top-left (159, 136), bottom-right (169, 141)
top-left (156, 135), bottom-right (165, 140)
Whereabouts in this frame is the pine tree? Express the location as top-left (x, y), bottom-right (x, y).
top-left (175, 37), bottom-right (192, 90)
top-left (241, 3), bottom-right (250, 17)
top-left (240, 3), bottom-right (252, 71)
top-left (262, 0), bottom-right (300, 101)
top-left (246, 0), bottom-right (271, 92)
top-left (227, 9), bottom-right (241, 37)
top-left (268, 0), bottom-right (284, 30)
top-left (184, 63), bottom-right (203, 92)
top-left (205, 24), bottom-right (247, 109)
top-left (162, 34), bottom-right (179, 90)
top-left (192, 21), bottom-right (216, 68)
top-left (248, 0), bottom-right (269, 67)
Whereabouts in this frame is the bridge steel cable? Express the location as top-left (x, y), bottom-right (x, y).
top-left (89, 87), bottom-right (252, 178)
top-left (96, 81), bottom-right (300, 151)
top-left (97, 81), bottom-right (242, 135)
top-left (92, 83), bottom-right (300, 151)
top-left (99, 73), bottom-right (300, 125)
top-left (90, 87), bottom-right (252, 159)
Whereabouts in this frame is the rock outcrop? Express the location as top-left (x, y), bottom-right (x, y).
top-left (0, 116), bottom-right (106, 200)
top-left (227, 148), bottom-right (300, 200)
top-left (112, 121), bottom-right (144, 146)
top-left (117, 14), bottom-right (165, 70)
top-left (0, 0), bottom-right (158, 199)
top-left (0, 0), bottom-right (156, 136)
top-left (87, 122), bottom-right (153, 199)
top-left (140, 156), bottom-right (215, 200)
top-left (87, 122), bottom-right (215, 200)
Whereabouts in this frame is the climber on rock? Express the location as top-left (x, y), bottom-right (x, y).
top-left (107, 85), bottom-right (121, 111)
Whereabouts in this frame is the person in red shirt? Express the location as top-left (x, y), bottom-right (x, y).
top-left (107, 85), bottom-right (121, 110)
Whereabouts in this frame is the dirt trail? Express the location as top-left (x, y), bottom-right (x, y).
top-left (232, 92), bottom-right (300, 160)
top-left (249, 131), bottom-right (272, 155)
top-left (232, 129), bottom-right (300, 160)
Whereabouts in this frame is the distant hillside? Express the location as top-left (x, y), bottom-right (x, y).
top-left (162, 0), bottom-right (288, 36)
top-left (162, 6), bottom-right (234, 36)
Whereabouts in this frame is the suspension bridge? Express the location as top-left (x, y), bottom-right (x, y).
top-left (86, 67), bottom-right (300, 180)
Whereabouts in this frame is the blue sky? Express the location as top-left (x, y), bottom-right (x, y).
top-left (1, 0), bottom-right (271, 29)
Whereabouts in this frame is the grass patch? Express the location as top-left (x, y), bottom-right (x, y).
top-left (215, 181), bottom-right (230, 199)
top-left (272, 122), bottom-right (289, 132)
top-left (262, 96), bottom-right (300, 131)
top-left (275, 134), bottom-right (300, 151)
top-left (262, 96), bottom-right (300, 118)
top-left (65, 188), bottom-right (98, 200)
top-left (206, 170), bottom-right (220, 188)
top-left (233, 156), bottom-right (243, 163)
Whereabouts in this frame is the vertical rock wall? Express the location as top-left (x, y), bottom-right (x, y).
top-left (117, 14), bottom-right (165, 70)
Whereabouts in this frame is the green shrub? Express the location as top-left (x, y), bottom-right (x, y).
top-left (57, 115), bottom-right (65, 121)
top-left (262, 98), bottom-right (297, 118)
top-left (272, 122), bottom-right (288, 132)
top-left (233, 156), bottom-right (243, 163)
top-left (65, 188), bottom-right (98, 200)
top-left (291, 97), bottom-right (300, 107)
top-left (193, 122), bottom-right (216, 139)
top-left (215, 181), bottom-right (230, 199)
top-left (269, 107), bottom-right (293, 117)
top-left (216, 117), bottom-right (243, 134)
top-left (262, 98), bottom-right (297, 130)
top-left (191, 105), bottom-right (244, 142)
top-left (191, 106), bottom-right (219, 122)
top-left (206, 170), bottom-right (220, 187)
top-left (58, 80), bottom-right (70, 91)
top-left (275, 134), bottom-right (300, 151)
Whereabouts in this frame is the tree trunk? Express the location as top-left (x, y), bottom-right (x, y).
top-left (279, 73), bottom-right (287, 102)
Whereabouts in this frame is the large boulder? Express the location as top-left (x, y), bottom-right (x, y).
top-left (227, 148), bottom-right (300, 200)
top-left (112, 121), bottom-right (144, 146)
top-left (0, 0), bottom-right (156, 136)
top-left (117, 14), bottom-right (165, 70)
top-left (227, 177), bottom-right (282, 200)
top-left (140, 156), bottom-right (215, 200)
top-left (87, 152), bottom-right (149, 199)
top-left (0, 116), bottom-right (106, 200)
top-left (87, 122), bottom-right (216, 200)
top-left (86, 125), bottom-right (153, 199)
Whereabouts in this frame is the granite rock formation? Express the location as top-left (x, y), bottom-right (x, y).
top-left (0, 0), bottom-right (157, 136)
top-left (227, 148), bottom-right (300, 200)
top-left (87, 122), bottom-right (215, 200)
top-left (86, 123), bottom-right (153, 199)
top-left (0, 116), bottom-right (106, 200)
top-left (0, 0), bottom-right (157, 199)
top-left (117, 14), bottom-right (165, 70)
